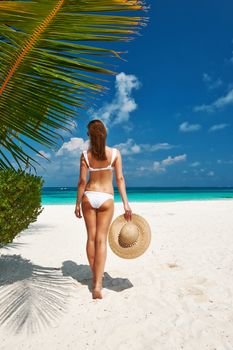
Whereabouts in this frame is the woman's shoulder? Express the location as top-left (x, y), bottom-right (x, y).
top-left (106, 145), bottom-right (118, 152)
top-left (106, 146), bottom-right (120, 159)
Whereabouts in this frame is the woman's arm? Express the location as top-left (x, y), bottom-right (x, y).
top-left (114, 149), bottom-right (132, 221)
top-left (74, 153), bottom-right (88, 218)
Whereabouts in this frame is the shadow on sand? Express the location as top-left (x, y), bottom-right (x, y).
top-left (0, 255), bottom-right (133, 334)
top-left (62, 260), bottom-right (134, 293)
top-left (0, 254), bottom-right (76, 334)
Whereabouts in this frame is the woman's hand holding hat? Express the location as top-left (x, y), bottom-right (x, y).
top-left (124, 202), bottom-right (132, 221)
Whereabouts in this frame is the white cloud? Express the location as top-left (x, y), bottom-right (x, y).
top-left (202, 73), bottom-right (223, 90)
top-left (149, 143), bottom-right (176, 151)
top-left (114, 139), bottom-right (141, 155)
top-left (190, 161), bottom-right (200, 167)
top-left (208, 123), bottom-right (230, 132)
top-left (162, 154), bottom-right (187, 165)
top-left (153, 161), bottom-right (166, 173)
top-left (207, 170), bottom-right (214, 176)
top-left (137, 166), bottom-right (148, 171)
top-left (153, 154), bottom-right (187, 173)
top-left (114, 139), bottom-right (175, 156)
top-left (55, 137), bottom-right (89, 156)
top-left (217, 159), bottom-right (233, 164)
top-left (179, 121), bottom-right (201, 132)
top-left (131, 144), bottom-right (141, 153)
top-left (88, 72), bottom-right (141, 129)
top-left (203, 73), bottom-right (211, 83)
top-left (194, 88), bottom-right (233, 113)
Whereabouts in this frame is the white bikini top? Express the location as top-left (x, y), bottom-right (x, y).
top-left (83, 148), bottom-right (117, 172)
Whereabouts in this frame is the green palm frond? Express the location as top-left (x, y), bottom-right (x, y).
top-left (0, 0), bottom-right (147, 171)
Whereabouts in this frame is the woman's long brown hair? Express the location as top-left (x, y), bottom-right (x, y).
top-left (87, 119), bottom-right (107, 160)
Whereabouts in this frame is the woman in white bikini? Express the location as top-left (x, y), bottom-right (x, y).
top-left (74, 119), bottom-right (132, 299)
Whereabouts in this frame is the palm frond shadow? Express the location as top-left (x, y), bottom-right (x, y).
top-left (19, 223), bottom-right (56, 236)
top-left (62, 260), bottom-right (134, 292)
top-left (0, 242), bottom-right (26, 250)
top-left (0, 254), bottom-right (77, 334)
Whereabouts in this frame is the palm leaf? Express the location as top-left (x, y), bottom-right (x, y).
top-left (0, 0), bottom-right (148, 170)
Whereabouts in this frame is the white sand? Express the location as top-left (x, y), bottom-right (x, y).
top-left (1, 199), bottom-right (233, 349)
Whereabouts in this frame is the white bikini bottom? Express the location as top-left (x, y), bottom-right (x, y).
top-left (84, 190), bottom-right (114, 209)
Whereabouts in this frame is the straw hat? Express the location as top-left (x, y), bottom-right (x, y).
top-left (108, 213), bottom-right (151, 259)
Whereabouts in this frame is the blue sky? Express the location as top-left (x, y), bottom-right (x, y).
top-left (26, 1), bottom-right (233, 187)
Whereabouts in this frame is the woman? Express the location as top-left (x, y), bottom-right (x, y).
top-left (74, 119), bottom-right (132, 299)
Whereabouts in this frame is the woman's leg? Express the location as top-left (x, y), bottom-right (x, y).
top-left (94, 199), bottom-right (114, 292)
top-left (81, 196), bottom-right (97, 275)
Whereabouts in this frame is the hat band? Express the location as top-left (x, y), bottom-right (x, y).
top-left (118, 235), bottom-right (138, 248)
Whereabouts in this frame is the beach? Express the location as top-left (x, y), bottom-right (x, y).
top-left (1, 199), bottom-right (233, 349)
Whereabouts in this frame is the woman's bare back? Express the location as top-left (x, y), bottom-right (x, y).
top-left (84, 146), bottom-right (118, 194)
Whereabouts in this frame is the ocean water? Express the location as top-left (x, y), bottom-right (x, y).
top-left (41, 187), bottom-right (233, 205)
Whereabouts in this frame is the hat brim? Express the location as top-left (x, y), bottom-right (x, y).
top-left (108, 213), bottom-right (151, 259)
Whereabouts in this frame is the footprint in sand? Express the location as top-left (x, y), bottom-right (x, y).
top-left (167, 262), bottom-right (180, 269)
top-left (184, 276), bottom-right (216, 288)
top-left (180, 276), bottom-right (216, 302)
top-left (160, 262), bottom-right (182, 270)
top-left (181, 286), bottom-right (208, 302)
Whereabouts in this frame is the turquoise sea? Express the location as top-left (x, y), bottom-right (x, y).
top-left (41, 187), bottom-right (233, 205)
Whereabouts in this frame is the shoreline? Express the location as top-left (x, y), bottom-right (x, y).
top-left (41, 197), bottom-right (233, 205)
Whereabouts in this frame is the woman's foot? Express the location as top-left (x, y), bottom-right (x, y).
top-left (92, 287), bottom-right (103, 299)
